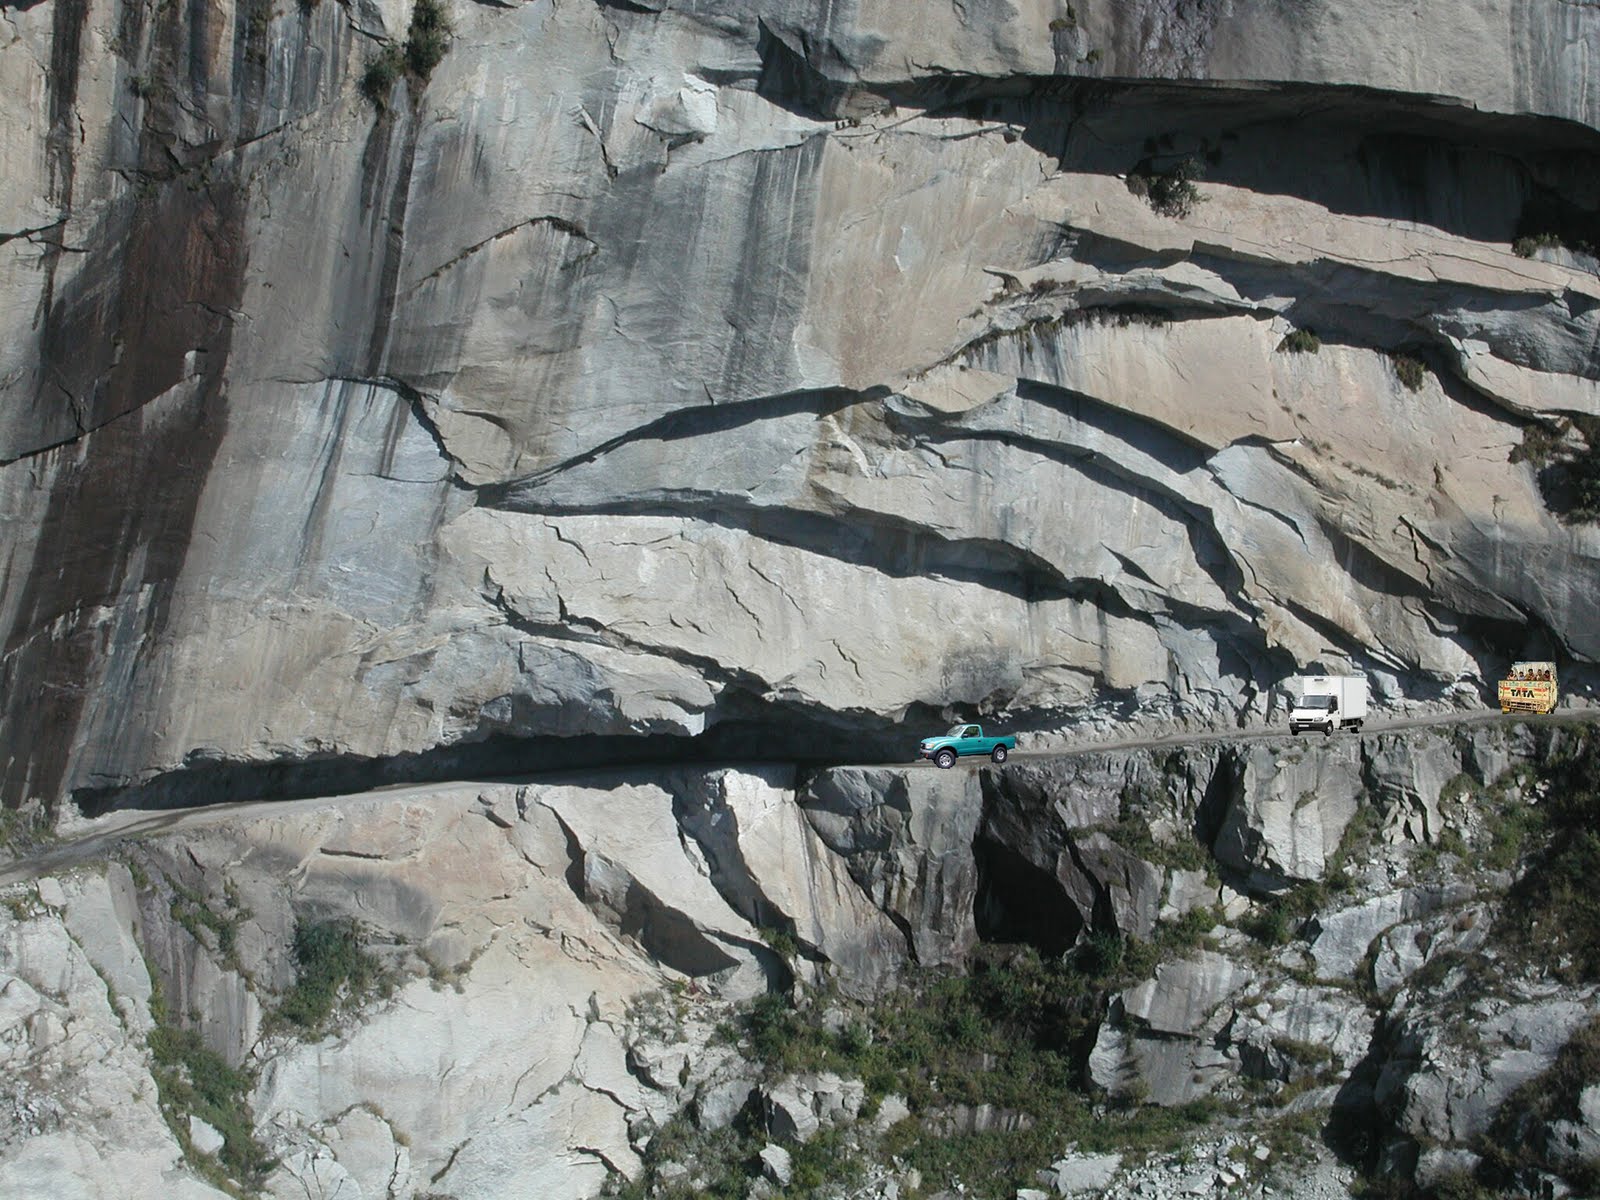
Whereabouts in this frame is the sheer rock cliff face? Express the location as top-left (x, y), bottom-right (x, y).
top-left (4, 0), bottom-right (1600, 807)
top-left (0, 723), bottom-right (1590, 1199)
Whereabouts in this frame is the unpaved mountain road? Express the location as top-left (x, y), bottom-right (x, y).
top-left (2, 707), bottom-right (1594, 887)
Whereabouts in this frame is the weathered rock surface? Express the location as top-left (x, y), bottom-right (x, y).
top-left (0, 875), bottom-right (227, 1200)
top-left (0, 722), bottom-right (1595, 1199)
top-left (4, 0), bottom-right (1600, 812)
top-left (1212, 742), bottom-right (1363, 891)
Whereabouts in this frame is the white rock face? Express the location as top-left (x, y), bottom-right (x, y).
top-left (1212, 743), bottom-right (1364, 889)
top-left (0, 877), bottom-right (230, 1200)
top-left (3, 0), bottom-right (1599, 809)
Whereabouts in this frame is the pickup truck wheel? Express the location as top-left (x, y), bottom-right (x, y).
top-left (934, 749), bottom-right (956, 770)
top-left (990, 745), bottom-right (1008, 764)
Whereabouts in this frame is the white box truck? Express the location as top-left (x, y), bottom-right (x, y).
top-left (1288, 675), bottom-right (1368, 735)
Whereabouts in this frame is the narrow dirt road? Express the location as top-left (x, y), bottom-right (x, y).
top-left (3, 708), bottom-right (1593, 887)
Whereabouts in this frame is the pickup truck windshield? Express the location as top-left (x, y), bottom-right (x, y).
top-left (1296, 695), bottom-right (1334, 709)
top-left (946, 725), bottom-right (977, 737)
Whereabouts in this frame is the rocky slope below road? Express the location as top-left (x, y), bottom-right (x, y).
top-left (4, 0), bottom-right (1600, 812)
top-left (2, 719), bottom-right (1597, 1199)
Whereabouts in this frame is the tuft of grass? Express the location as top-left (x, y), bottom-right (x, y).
top-left (273, 918), bottom-right (391, 1034)
top-left (1277, 328), bottom-right (1321, 354)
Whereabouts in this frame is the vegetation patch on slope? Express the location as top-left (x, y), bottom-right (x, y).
top-left (146, 970), bottom-right (276, 1195)
top-left (272, 917), bottom-right (393, 1034)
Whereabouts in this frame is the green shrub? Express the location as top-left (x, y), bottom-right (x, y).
top-left (1496, 735), bottom-right (1600, 981)
top-left (0, 802), bottom-right (54, 853)
top-left (1510, 420), bottom-right (1567, 467)
top-left (360, 0), bottom-right (451, 109)
top-left (404, 0), bottom-right (451, 80)
top-left (360, 43), bottom-right (405, 109)
top-left (1512, 232), bottom-right (1562, 258)
top-left (1239, 902), bottom-right (1293, 946)
top-left (1277, 328), bottom-right (1321, 354)
top-left (1392, 353), bottom-right (1426, 391)
top-left (168, 880), bottom-right (246, 965)
top-left (1126, 157), bottom-right (1204, 218)
top-left (145, 967), bottom-right (275, 1192)
top-left (273, 918), bottom-right (390, 1033)
top-left (148, 1025), bottom-right (275, 1185)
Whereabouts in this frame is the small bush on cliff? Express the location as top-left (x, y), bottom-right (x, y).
top-left (359, 0), bottom-right (451, 110)
top-left (273, 918), bottom-right (391, 1032)
top-left (1512, 232), bottom-right (1562, 258)
top-left (360, 44), bottom-right (406, 109)
top-left (1126, 156), bottom-right (1204, 218)
top-left (1511, 416), bottom-right (1600, 523)
top-left (405, 0), bottom-right (451, 79)
top-left (1392, 353), bottom-right (1427, 391)
top-left (1276, 328), bottom-right (1321, 354)
top-left (1496, 733), bottom-right (1600, 982)
top-left (725, 936), bottom-right (1227, 1199)
top-left (1476, 1015), bottom-right (1600, 1193)
top-left (145, 967), bottom-right (275, 1192)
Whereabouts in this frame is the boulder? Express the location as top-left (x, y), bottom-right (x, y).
top-left (1361, 731), bottom-right (1463, 845)
top-left (1307, 883), bottom-right (1474, 981)
top-left (1123, 952), bottom-right (1251, 1036)
top-left (763, 1081), bottom-right (821, 1144)
top-left (759, 1144), bottom-right (793, 1187)
top-left (187, 1117), bottom-right (225, 1158)
top-left (694, 1079), bottom-right (757, 1131)
top-left (1038, 1151), bottom-right (1122, 1195)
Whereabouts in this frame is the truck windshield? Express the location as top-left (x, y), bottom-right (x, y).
top-left (1296, 695), bottom-right (1334, 709)
top-left (946, 725), bottom-right (972, 737)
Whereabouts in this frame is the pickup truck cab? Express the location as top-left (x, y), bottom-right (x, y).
top-left (917, 724), bottom-right (1016, 768)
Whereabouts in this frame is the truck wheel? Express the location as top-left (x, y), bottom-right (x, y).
top-left (990, 745), bottom-right (1008, 764)
top-left (935, 749), bottom-right (956, 769)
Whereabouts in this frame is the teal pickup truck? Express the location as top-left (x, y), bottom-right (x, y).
top-left (917, 724), bottom-right (1016, 768)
